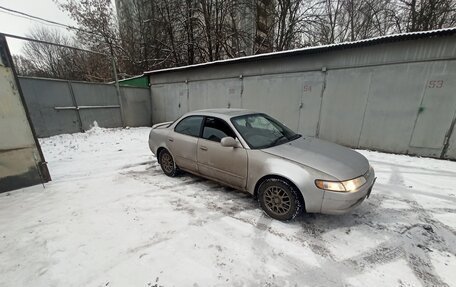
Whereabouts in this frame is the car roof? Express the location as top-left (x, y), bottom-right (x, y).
top-left (185, 108), bottom-right (257, 120)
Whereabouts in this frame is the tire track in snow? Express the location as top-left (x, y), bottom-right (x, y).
top-left (120, 158), bottom-right (456, 286)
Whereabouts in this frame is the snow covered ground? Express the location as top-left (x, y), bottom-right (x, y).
top-left (1, 127), bottom-right (456, 287)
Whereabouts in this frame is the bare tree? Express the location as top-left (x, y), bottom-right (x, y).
top-left (12, 55), bottom-right (35, 76)
top-left (394, 0), bottom-right (456, 32)
top-left (20, 27), bottom-right (73, 78)
top-left (56, 0), bottom-right (124, 78)
top-left (266, 0), bottom-right (320, 50)
top-left (12, 26), bottom-right (115, 81)
top-left (17, 0), bottom-right (456, 80)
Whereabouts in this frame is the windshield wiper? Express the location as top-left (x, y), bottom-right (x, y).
top-left (270, 135), bottom-right (287, 146)
top-left (290, 134), bottom-right (302, 141)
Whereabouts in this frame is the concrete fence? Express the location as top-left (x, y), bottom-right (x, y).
top-left (19, 77), bottom-right (152, 137)
top-left (148, 34), bottom-right (456, 160)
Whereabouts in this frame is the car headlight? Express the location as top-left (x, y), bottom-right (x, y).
top-left (315, 176), bottom-right (367, 192)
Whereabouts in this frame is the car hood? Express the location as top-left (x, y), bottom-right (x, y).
top-left (262, 137), bottom-right (369, 180)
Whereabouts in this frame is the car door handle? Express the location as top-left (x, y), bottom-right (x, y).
top-left (168, 138), bottom-right (174, 142)
top-left (200, 146), bottom-right (208, 151)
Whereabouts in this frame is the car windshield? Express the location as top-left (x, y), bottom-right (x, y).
top-left (231, 113), bottom-right (301, 149)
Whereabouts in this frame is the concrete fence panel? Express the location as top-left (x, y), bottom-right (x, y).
top-left (71, 82), bottom-right (122, 130)
top-left (19, 77), bottom-right (152, 137)
top-left (19, 78), bottom-right (81, 137)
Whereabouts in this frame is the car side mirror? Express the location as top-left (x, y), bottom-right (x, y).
top-left (221, 137), bottom-right (240, 148)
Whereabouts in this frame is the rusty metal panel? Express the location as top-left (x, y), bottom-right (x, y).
top-left (0, 68), bottom-right (37, 150)
top-left (318, 69), bottom-right (372, 147)
top-left (0, 36), bottom-right (50, 192)
top-left (0, 67), bottom-right (37, 149)
top-left (188, 78), bottom-right (242, 111)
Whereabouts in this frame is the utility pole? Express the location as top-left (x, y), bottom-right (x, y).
top-left (109, 44), bottom-right (126, 127)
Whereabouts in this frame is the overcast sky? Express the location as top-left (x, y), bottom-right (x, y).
top-left (0, 0), bottom-right (76, 55)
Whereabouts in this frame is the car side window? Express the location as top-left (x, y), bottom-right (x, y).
top-left (174, 116), bottom-right (203, 137)
top-left (202, 117), bottom-right (236, 142)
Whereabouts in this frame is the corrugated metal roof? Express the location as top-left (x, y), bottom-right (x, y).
top-left (144, 27), bottom-right (456, 75)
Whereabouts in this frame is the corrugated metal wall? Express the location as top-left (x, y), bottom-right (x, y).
top-left (0, 36), bottom-right (50, 193)
top-left (19, 77), bottom-right (152, 137)
top-left (148, 36), bottom-right (456, 159)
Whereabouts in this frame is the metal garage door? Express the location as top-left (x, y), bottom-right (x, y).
top-left (410, 75), bottom-right (456, 149)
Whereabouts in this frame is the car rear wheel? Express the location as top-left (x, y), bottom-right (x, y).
top-left (258, 178), bottom-right (302, 221)
top-left (159, 149), bottom-right (179, 177)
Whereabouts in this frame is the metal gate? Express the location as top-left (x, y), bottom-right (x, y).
top-left (0, 35), bottom-right (50, 192)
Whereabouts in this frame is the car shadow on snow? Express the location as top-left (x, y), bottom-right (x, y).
top-left (122, 161), bottom-right (455, 286)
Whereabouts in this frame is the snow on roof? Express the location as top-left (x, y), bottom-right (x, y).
top-left (144, 27), bottom-right (456, 75)
top-left (118, 74), bottom-right (146, 81)
top-left (187, 108), bottom-right (255, 118)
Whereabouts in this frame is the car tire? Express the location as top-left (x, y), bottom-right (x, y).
top-left (258, 178), bottom-right (303, 221)
top-left (159, 149), bottom-right (179, 177)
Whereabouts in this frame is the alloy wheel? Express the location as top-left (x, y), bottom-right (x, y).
top-left (161, 152), bottom-right (174, 174)
top-left (263, 185), bottom-right (291, 216)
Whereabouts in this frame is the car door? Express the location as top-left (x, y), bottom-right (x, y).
top-left (167, 115), bottom-right (203, 172)
top-left (197, 117), bottom-right (248, 189)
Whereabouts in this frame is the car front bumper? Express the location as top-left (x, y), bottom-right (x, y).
top-left (320, 169), bottom-right (376, 215)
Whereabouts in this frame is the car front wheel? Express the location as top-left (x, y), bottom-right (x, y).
top-left (258, 178), bottom-right (303, 221)
top-left (159, 149), bottom-right (179, 177)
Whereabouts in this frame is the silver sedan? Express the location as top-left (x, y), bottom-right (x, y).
top-left (148, 109), bottom-right (376, 221)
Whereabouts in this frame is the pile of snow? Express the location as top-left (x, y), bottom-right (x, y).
top-left (0, 127), bottom-right (455, 286)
